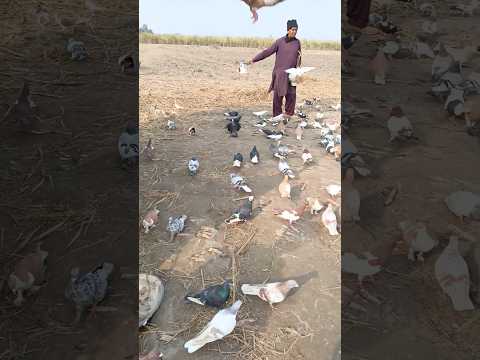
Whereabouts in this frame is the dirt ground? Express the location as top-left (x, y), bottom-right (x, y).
top-left (0, 3), bottom-right (138, 360)
top-left (341, 2), bottom-right (480, 359)
top-left (139, 44), bottom-right (341, 359)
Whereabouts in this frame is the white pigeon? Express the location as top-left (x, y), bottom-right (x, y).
top-left (321, 203), bottom-right (339, 235)
top-left (285, 67), bottom-right (315, 86)
top-left (241, 280), bottom-right (298, 305)
top-left (188, 158), bottom-right (200, 175)
top-left (387, 114), bottom-right (414, 141)
top-left (139, 274), bottom-right (164, 328)
top-left (398, 221), bottom-right (438, 262)
top-left (301, 149), bottom-right (313, 164)
top-left (341, 252), bottom-right (382, 284)
top-left (325, 184), bottom-right (341, 197)
top-left (434, 236), bottom-right (474, 311)
top-left (445, 191), bottom-right (480, 221)
top-left (444, 88), bottom-right (465, 117)
top-left (268, 113), bottom-right (284, 123)
top-left (184, 300), bottom-right (242, 353)
top-left (167, 119), bottom-right (176, 130)
top-left (253, 110), bottom-right (268, 117)
top-left (278, 159), bottom-right (294, 178)
top-left (230, 173), bottom-right (252, 193)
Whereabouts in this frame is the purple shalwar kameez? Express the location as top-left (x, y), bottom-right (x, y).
top-left (252, 36), bottom-right (302, 117)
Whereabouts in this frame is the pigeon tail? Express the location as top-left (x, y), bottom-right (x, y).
top-left (446, 281), bottom-right (474, 311)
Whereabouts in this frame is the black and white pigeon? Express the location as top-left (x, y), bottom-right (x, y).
top-left (188, 127), bottom-right (196, 136)
top-left (269, 142), bottom-right (290, 159)
top-left (226, 120), bottom-right (241, 137)
top-left (167, 215), bottom-right (188, 241)
top-left (259, 128), bottom-right (283, 140)
top-left (278, 159), bottom-right (295, 178)
top-left (430, 62), bottom-right (463, 100)
top-left (118, 121), bottom-right (139, 166)
top-left (230, 173), bottom-right (252, 193)
top-left (250, 146), bottom-right (259, 164)
top-left (233, 153), bottom-right (243, 167)
top-left (225, 196), bottom-right (254, 224)
top-left (224, 111), bottom-right (239, 117)
top-left (65, 262), bottom-right (114, 324)
top-left (188, 157), bottom-right (199, 175)
top-left (118, 53), bottom-right (137, 74)
top-left (67, 38), bottom-right (87, 60)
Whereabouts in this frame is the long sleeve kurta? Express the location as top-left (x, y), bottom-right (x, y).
top-left (252, 36), bottom-right (301, 97)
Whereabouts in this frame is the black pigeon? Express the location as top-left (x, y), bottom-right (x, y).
top-left (185, 281), bottom-right (231, 308)
top-left (224, 111), bottom-right (239, 117)
top-left (304, 100), bottom-right (313, 106)
top-left (297, 111), bottom-right (307, 119)
top-left (226, 120), bottom-right (241, 137)
top-left (225, 196), bottom-right (254, 224)
top-left (250, 145), bottom-right (259, 164)
top-left (142, 138), bottom-right (154, 161)
top-left (233, 152), bottom-right (243, 167)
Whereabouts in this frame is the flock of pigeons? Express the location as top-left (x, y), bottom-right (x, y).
top-left (341, 0), bottom-right (480, 313)
top-left (137, 97), bottom-right (345, 356)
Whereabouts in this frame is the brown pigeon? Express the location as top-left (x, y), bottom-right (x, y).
top-left (241, 0), bottom-right (286, 22)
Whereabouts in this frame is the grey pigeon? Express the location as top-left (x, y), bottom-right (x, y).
top-left (167, 215), bottom-right (188, 241)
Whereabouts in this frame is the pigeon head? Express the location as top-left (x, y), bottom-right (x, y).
top-left (390, 106), bottom-right (404, 117)
top-left (100, 262), bottom-right (115, 276)
top-left (228, 300), bottom-right (242, 314)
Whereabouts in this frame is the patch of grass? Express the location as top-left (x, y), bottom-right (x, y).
top-left (140, 33), bottom-right (340, 50)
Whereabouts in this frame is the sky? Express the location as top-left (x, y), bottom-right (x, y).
top-left (139, 0), bottom-right (340, 41)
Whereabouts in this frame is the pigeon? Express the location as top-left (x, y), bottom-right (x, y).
top-left (370, 48), bottom-right (388, 85)
top-left (226, 120), bottom-right (241, 137)
top-left (65, 262), bottom-right (114, 324)
top-left (432, 44), bottom-right (454, 82)
top-left (295, 123), bottom-right (303, 140)
top-left (249, 146), bottom-right (259, 164)
top-left (430, 62), bottom-right (463, 99)
top-left (118, 121), bottom-right (139, 166)
top-left (233, 153), bottom-right (243, 167)
top-left (185, 281), bottom-right (230, 308)
top-left (8, 82), bottom-right (39, 131)
top-left (343, 168), bottom-right (360, 222)
top-left (444, 88), bottom-right (465, 117)
top-left (8, 243), bottom-right (48, 306)
top-left (167, 215), bottom-right (188, 241)
top-left (412, 41), bottom-right (435, 59)
top-left (285, 67), bottom-right (315, 86)
top-left (301, 149), bottom-right (313, 164)
top-left (435, 236), bottom-right (474, 311)
top-left (450, 0), bottom-right (480, 16)
top-left (297, 111), bottom-right (307, 119)
top-left (184, 300), bottom-right (242, 353)
top-left (387, 106), bottom-right (417, 142)
top-left (253, 110), bottom-right (268, 117)
top-left (398, 221), bottom-right (438, 262)
top-left (321, 203), bottom-right (339, 235)
top-left (139, 274), bottom-right (164, 327)
top-left (230, 173), bottom-right (252, 193)
top-left (255, 119), bottom-right (267, 128)
top-left (224, 111), bottom-right (239, 117)
top-left (67, 38), bottom-right (87, 60)
top-left (141, 138), bottom-right (155, 161)
top-left (241, 0), bottom-right (286, 22)
top-left (306, 197), bottom-right (323, 215)
top-left (278, 159), bottom-right (294, 178)
top-left (419, 3), bottom-right (436, 17)
top-left (188, 127), bottom-right (196, 136)
top-left (142, 208), bottom-right (160, 234)
top-left (225, 196), bottom-right (254, 224)
top-left (272, 200), bottom-right (309, 225)
top-left (278, 175), bottom-right (291, 198)
top-left (259, 128), bottom-right (283, 140)
top-left (341, 252), bottom-right (382, 286)
top-left (445, 191), bottom-right (480, 223)
top-left (268, 113), bottom-right (285, 124)
top-left (188, 157), bottom-right (200, 175)
top-left (325, 184), bottom-right (341, 198)
top-left (167, 119), bottom-right (176, 130)
top-left (118, 53), bottom-right (137, 73)
top-left (241, 280), bottom-right (298, 305)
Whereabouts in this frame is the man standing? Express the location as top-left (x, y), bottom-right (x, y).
top-left (246, 19), bottom-right (301, 118)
